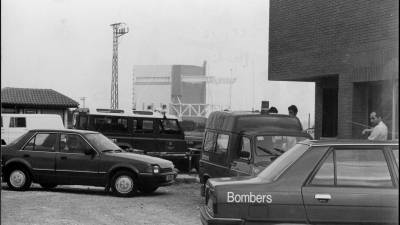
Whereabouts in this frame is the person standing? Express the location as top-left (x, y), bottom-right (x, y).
top-left (288, 105), bottom-right (298, 117)
top-left (362, 111), bottom-right (388, 141)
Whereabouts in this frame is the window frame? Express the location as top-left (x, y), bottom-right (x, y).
top-left (215, 133), bottom-right (230, 154)
top-left (21, 132), bottom-right (59, 152)
top-left (306, 146), bottom-right (397, 189)
top-left (203, 131), bottom-right (217, 152)
top-left (59, 133), bottom-right (97, 155)
top-left (9, 117), bottom-right (26, 128)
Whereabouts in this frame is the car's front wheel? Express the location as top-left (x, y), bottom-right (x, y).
top-left (7, 167), bottom-right (32, 191)
top-left (111, 171), bottom-right (138, 197)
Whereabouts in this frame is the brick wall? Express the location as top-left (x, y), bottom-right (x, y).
top-left (269, 0), bottom-right (399, 80)
top-left (269, 0), bottom-right (399, 139)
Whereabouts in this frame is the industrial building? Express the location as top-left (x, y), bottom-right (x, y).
top-left (132, 62), bottom-right (211, 117)
top-left (268, 0), bottom-right (398, 139)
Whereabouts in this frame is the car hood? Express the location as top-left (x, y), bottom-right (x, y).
top-left (106, 152), bottom-right (174, 168)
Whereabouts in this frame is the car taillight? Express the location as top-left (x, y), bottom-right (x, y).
top-left (205, 184), bottom-right (217, 216)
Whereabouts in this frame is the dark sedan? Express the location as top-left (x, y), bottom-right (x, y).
top-left (201, 139), bottom-right (399, 224)
top-left (1, 129), bottom-right (177, 197)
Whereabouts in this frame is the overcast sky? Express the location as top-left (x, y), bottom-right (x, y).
top-left (1, 0), bottom-right (315, 127)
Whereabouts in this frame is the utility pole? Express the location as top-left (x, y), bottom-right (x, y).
top-left (110, 22), bottom-right (129, 109)
top-left (80, 97), bottom-right (86, 108)
top-left (229, 68), bottom-right (233, 110)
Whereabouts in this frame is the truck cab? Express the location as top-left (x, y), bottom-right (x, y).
top-left (198, 111), bottom-right (312, 195)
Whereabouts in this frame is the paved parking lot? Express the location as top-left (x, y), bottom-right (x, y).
top-left (1, 180), bottom-right (202, 225)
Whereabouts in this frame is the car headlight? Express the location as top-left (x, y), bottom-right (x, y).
top-left (152, 165), bottom-right (160, 174)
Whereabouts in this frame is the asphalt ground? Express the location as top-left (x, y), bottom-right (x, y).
top-left (1, 174), bottom-right (202, 225)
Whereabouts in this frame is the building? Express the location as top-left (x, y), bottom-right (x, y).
top-left (133, 62), bottom-right (208, 117)
top-left (1, 87), bottom-right (79, 126)
top-left (268, 0), bottom-right (398, 139)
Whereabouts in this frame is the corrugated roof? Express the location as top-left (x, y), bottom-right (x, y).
top-left (1, 87), bottom-right (79, 107)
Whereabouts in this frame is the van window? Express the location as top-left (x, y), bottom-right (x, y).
top-left (160, 119), bottom-right (180, 134)
top-left (10, 117), bottom-right (26, 128)
top-left (203, 131), bottom-right (216, 152)
top-left (142, 120), bottom-right (154, 133)
top-left (93, 116), bottom-right (128, 133)
top-left (133, 119), bottom-right (154, 133)
top-left (216, 134), bottom-right (229, 153)
top-left (240, 137), bottom-right (251, 160)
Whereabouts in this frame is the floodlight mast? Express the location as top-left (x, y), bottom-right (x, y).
top-left (110, 22), bottom-right (129, 109)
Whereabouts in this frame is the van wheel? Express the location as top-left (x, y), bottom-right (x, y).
top-left (7, 167), bottom-right (32, 191)
top-left (111, 171), bottom-right (138, 197)
top-left (40, 183), bottom-right (58, 189)
top-left (139, 185), bottom-right (158, 194)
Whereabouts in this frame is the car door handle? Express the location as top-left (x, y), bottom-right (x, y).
top-left (60, 156), bottom-right (67, 160)
top-left (315, 194), bottom-right (331, 202)
top-left (23, 154), bottom-right (30, 158)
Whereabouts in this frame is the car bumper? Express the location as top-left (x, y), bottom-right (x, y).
top-left (138, 172), bottom-right (177, 187)
top-left (200, 206), bottom-right (244, 225)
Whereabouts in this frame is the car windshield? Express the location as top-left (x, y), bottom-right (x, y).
top-left (257, 143), bottom-right (309, 181)
top-left (84, 133), bottom-right (121, 152)
top-left (254, 135), bottom-right (308, 163)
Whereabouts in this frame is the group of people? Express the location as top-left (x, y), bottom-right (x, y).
top-left (267, 104), bottom-right (298, 117)
top-left (267, 105), bottom-right (388, 141)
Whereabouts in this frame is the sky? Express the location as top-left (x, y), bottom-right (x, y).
top-left (1, 0), bottom-right (315, 127)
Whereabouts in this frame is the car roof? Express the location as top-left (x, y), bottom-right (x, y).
top-left (206, 111), bottom-right (303, 133)
top-left (300, 139), bottom-right (399, 147)
top-left (28, 128), bottom-right (99, 134)
top-left (241, 130), bottom-right (310, 136)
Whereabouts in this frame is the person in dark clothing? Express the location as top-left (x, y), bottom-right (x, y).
top-left (288, 105), bottom-right (298, 117)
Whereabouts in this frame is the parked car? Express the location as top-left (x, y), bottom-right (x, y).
top-left (201, 139), bottom-right (399, 225)
top-left (1, 129), bottom-right (177, 197)
top-left (199, 111), bottom-right (312, 195)
top-left (1, 114), bottom-right (64, 145)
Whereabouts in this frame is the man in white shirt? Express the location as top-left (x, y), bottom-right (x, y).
top-left (362, 111), bottom-right (388, 141)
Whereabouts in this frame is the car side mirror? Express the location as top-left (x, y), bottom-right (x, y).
top-left (239, 151), bottom-right (250, 159)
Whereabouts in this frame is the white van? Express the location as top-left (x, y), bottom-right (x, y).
top-left (1, 114), bottom-right (65, 145)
